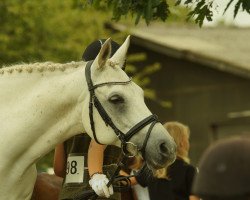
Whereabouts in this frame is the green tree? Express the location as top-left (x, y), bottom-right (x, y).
top-left (0, 0), bottom-right (115, 65)
top-left (86, 0), bottom-right (250, 26)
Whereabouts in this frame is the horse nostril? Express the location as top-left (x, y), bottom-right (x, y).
top-left (160, 142), bottom-right (168, 154)
top-left (159, 141), bottom-right (176, 158)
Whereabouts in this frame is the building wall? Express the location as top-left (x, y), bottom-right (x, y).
top-left (129, 44), bottom-right (250, 164)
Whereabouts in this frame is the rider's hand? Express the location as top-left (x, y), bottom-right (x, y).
top-left (89, 173), bottom-right (113, 198)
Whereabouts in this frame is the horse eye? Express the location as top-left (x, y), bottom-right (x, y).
top-left (108, 95), bottom-right (124, 104)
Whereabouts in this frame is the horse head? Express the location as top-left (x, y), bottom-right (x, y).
top-left (82, 36), bottom-right (176, 169)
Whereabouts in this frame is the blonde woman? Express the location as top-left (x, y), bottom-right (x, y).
top-left (135, 121), bottom-right (200, 200)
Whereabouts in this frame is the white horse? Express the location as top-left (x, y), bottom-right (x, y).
top-left (0, 36), bottom-right (176, 200)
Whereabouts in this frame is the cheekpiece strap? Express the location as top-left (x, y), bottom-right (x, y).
top-left (85, 61), bottom-right (126, 144)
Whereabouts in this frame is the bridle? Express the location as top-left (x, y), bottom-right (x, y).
top-left (73, 61), bottom-right (160, 200)
top-left (85, 60), bottom-right (159, 158)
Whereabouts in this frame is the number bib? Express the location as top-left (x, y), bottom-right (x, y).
top-left (65, 153), bottom-right (85, 184)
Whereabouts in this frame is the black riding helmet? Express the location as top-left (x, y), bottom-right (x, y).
top-left (192, 137), bottom-right (250, 200)
top-left (82, 39), bottom-right (120, 61)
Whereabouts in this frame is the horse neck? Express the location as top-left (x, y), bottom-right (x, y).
top-left (0, 61), bottom-right (88, 173)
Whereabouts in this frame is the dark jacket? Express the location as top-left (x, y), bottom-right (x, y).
top-left (136, 158), bottom-right (197, 200)
top-left (59, 133), bottom-right (121, 200)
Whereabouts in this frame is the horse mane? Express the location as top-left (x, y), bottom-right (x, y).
top-left (0, 61), bottom-right (84, 75)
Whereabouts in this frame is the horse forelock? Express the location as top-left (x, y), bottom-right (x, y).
top-left (0, 61), bottom-right (85, 75)
top-left (106, 59), bottom-right (119, 68)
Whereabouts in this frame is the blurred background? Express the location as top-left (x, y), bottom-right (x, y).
top-left (1, 0), bottom-right (250, 172)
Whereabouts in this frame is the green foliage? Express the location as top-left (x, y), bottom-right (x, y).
top-left (85, 0), bottom-right (170, 25)
top-left (0, 0), bottom-right (112, 65)
top-left (173, 0), bottom-right (250, 27)
top-left (224, 0), bottom-right (250, 17)
top-left (182, 0), bottom-right (213, 27)
top-left (87, 0), bottom-right (250, 27)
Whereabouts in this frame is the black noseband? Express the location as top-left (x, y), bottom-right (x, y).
top-left (85, 61), bottom-right (158, 158)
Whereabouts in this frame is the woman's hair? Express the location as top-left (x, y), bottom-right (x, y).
top-left (164, 121), bottom-right (190, 163)
top-left (154, 121), bottom-right (191, 179)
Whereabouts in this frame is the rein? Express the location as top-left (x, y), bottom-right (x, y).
top-left (72, 156), bottom-right (135, 200)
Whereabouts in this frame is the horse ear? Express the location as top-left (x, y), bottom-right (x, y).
top-left (92, 38), bottom-right (112, 69)
top-left (110, 35), bottom-right (130, 69)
